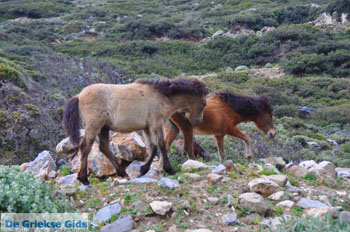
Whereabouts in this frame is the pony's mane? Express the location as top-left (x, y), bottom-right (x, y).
top-left (217, 91), bottom-right (273, 116)
top-left (136, 78), bottom-right (209, 97)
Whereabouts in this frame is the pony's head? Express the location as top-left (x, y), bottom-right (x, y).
top-left (184, 95), bottom-right (207, 125)
top-left (254, 96), bottom-right (276, 138)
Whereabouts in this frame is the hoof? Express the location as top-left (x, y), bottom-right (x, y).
top-left (164, 166), bottom-right (176, 175)
top-left (78, 176), bottom-right (90, 186)
top-left (117, 169), bottom-right (128, 178)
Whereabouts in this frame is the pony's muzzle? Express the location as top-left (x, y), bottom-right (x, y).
top-left (267, 129), bottom-right (276, 139)
top-left (190, 118), bottom-right (203, 125)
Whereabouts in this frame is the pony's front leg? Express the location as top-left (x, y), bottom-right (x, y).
top-left (215, 135), bottom-right (226, 163)
top-left (77, 136), bottom-right (94, 185)
top-left (228, 127), bottom-right (253, 161)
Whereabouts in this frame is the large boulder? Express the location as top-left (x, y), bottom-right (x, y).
top-left (296, 198), bottom-right (331, 209)
top-left (70, 143), bottom-right (116, 177)
top-left (100, 216), bottom-right (134, 232)
top-left (287, 165), bottom-right (308, 178)
top-left (248, 178), bottom-right (280, 197)
top-left (307, 161), bottom-right (337, 187)
top-left (264, 175), bottom-right (287, 187)
top-left (56, 130), bottom-right (85, 154)
top-left (239, 192), bottom-right (272, 216)
top-left (23, 150), bottom-right (57, 179)
top-left (110, 132), bottom-right (147, 161)
top-left (93, 203), bottom-right (121, 225)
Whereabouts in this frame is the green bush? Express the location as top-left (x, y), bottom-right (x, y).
top-left (314, 104), bottom-right (350, 127)
top-left (0, 166), bottom-right (69, 213)
top-left (277, 215), bottom-right (350, 232)
top-left (274, 104), bottom-right (298, 118)
top-left (0, 58), bottom-right (19, 83)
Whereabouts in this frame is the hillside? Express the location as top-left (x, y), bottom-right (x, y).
top-left (0, 0), bottom-right (350, 230)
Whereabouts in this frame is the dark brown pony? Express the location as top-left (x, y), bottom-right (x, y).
top-left (64, 78), bottom-right (208, 185)
top-left (164, 91), bottom-right (275, 163)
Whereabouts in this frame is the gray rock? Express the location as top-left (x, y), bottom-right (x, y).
top-left (327, 139), bottom-right (339, 148)
top-left (182, 160), bottom-right (207, 171)
top-left (248, 178), bottom-right (280, 197)
top-left (221, 212), bottom-right (238, 225)
top-left (78, 185), bottom-right (92, 191)
top-left (339, 211), bottom-right (350, 223)
top-left (335, 168), bottom-right (350, 178)
top-left (239, 192), bottom-right (272, 216)
top-left (265, 163), bottom-right (280, 174)
top-left (100, 216), bottom-right (134, 232)
top-left (264, 157), bottom-right (286, 169)
top-left (129, 176), bottom-right (158, 184)
top-left (183, 173), bottom-right (201, 180)
top-left (57, 173), bottom-right (79, 187)
top-left (212, 30), bottom-right (224, 37)
top-left (265, 175), bottom-right (287, 187)
top-left (158, 177), bottom-right (179, 190)
top-left (298, 106), bottom-right (316, 118)
top-left (132, 200), bottom-right (148, 212)
top-left (307, 142), bottom-right (321, 150)
top-left (240, 213), bottom-right (261, 225)
top-left (308, 161), bottom-right (337, 187)
top-left (270, 214), bottom-right (291, 230)
top-left (296, 198), bottom-right (331, 209)
top-left (207, 173), bottom-right (223, 185)
top-left (299, 160), bottom-right (317, 169)
top-left (93, 203), bottom-right (122, 225)
top-left (150, 201), bottom-right (173, 215)
top-left (287, 165), bottom-right (308, 178)
top-left (268, 191), bottom-right (285, 201)
top-left (285, 181), bottom-right (302, 194)
top-left (235, 65), bottom-right (249, 71)
top-left (55, 189), bottom-right (76, 197)
top-left (25, 150), bottom-right (57, 179)
top-left (125, 160), bottom-right (143, 179)
top-left (224, 160), bottom-right (237, 172)
top-left (208, 197), bottom-right (219, 205)
top-left (212, 164), bottom-right (226, 174)
top-left (260, 219), bottom-right (271, 227)
top-left (276, 200), bottom-right (295, 212)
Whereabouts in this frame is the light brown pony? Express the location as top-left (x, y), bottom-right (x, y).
top-left (164, 91), bottom-right (276, 163)
top-left (63, 78), bottom-right (208, 185)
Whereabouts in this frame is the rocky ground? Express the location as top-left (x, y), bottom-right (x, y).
top-left (18, 132), bottom-right (350, 231)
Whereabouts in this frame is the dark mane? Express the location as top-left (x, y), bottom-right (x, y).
top-left (217, 91), bottom-right (273, 116)
top-left (136, 78), bottom-right (209, 97)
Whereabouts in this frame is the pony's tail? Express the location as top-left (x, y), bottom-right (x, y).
top-left (64, 96), bottom-right (81, 146)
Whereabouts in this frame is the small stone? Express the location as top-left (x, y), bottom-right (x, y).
top-left (78, 185), bottom-right (92, 191)
top-left (221, 212), bottom-right (238, 225)
top-left (168, 225), bottom-right (177, 232)
top-left (265, 174), bottom-right (287, 187)
top-left (260, 219), bottom-right (271, 227)
top-left (335, 168), bottom-right (350, 178)
top-left (182, 160), bottom-right (207, 171)
top-left (276, 200), bottom-right (295, 212)
top-left (212, 164), bottom-right (226, 174)
top-left (299, 160), bottom-right (317, 170)
top-left (224, 160), bottom-right (237, 172)
top-left (239, 192), bottom-right (272, 216)
top-left (48, 171), bottom-right (57, 179)
top-left (158, 177), bottom-right (179, 190)
top-left (132, 200), bottom-right (148, 213)
top-left (126, 160), bottom-right (143, 179)
top-left (208, 197), bottom-right (219, 205)
top-left (264, 157), bottom-right (286, 169)
top-left (183, 200), bottom-right (191, 210)
top-left (207, 173), bottom-right (223, 185)
top-left (129, 176), bottom-right (158, 184)
top-left (100, 215), bottom-right (134, 232)
top-left (304, 208), bottom-right (332, 218)
top-left (150, 201), bottom-right (173, 215)
top-left (248, 178), bottom-right (280, 197)
top-left (183, 173), bottom-right (201, 180)
top-left (57, 173), bottom-right (79, 187)
top-left (240, 213), bottom-right (261, 225)
top-left (270, 215), bottom-right (291, 230)
top-left (93, 203), bottom-right (122, 225)
top-left (285, 181), bottom-right (303, 194)
top-left (268, 191), bottom-right (285, 201)
top-left (296, 198), bottom-right (330, 209)
top-left (339, 211), bottom-right (350, 223)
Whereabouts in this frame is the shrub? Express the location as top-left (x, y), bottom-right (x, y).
top-left (277, 215), bottom-right (350, 232)
top-left (314, 104), bottom-right (350, 127)
top-left (274, 104), bottom-right (298, 118)
top-left (0, 58), bottom-right (19, 84)
top-left (0, 166), bottom-right (69, 213)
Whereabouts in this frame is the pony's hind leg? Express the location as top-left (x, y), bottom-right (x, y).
top-left (98, 126), bottom-right (127, 178)
top-left (140, 129), bottom-right (157, 176)
top-left (215, 135), bottom-right (226, 163)
top-left (78, 135), bottom-right (95, 185)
